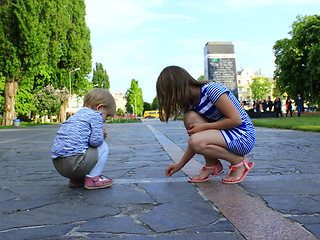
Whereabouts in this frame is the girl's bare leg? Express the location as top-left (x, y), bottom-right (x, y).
top-left (184, 111), bottom-right (246, 181)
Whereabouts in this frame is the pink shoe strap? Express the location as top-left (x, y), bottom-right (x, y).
top-left (200, 162), bottom-right (221, 173)
top-left (228, 157), bottom-right (249, 172)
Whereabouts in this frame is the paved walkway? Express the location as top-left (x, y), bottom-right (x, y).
top-left (0, 119), bottom-right (319, 239)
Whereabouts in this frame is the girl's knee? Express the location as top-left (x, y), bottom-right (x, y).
top-left (188, 135), bottom-right (204, 152)
top-left (184, 111), bottom-right (208, 129)
top-left (98, 142), bottom-right (109, 155)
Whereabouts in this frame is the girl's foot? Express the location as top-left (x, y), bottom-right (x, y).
top-left (222, 156), bottom-right (254, 184)
top-left (188, 162), bottom-right (224, 182)
top-left (84, 175), bottom-right (113, 190)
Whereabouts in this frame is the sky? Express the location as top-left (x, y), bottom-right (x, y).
top-left (84, 0), bottom-right (320, 103)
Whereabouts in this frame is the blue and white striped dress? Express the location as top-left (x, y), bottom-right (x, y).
top-left (192, 82), bottom-right (256, 156)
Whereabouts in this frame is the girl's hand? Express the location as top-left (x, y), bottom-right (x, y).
top-left (165, 163), bottom-right (182, 177)
top-left (103, 128), bottom-right (107, 139)
top-left (187, 123), bottom-right (207, 135)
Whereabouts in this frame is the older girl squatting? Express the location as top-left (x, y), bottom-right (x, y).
top-left (156, 66), bottom-right (256, 184)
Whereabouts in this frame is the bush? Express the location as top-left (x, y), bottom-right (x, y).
top-left (107, 117), bottom-right (139, 124)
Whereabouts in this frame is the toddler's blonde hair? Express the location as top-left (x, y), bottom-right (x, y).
top-left (83, 88), bottom-right (116, 116)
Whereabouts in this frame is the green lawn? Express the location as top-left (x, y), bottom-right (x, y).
top-left (1, 114), bottom-right (319, 132)
top-left (252, 113), bottom-right (320, 132)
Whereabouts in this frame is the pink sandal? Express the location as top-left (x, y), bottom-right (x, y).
top-left (222, 156), bottom-right (254, 184)
top-left (188, 162), bottom-right (224, 183)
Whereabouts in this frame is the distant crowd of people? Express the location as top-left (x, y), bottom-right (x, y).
top-left (252, 94), bottom-right (304, 118)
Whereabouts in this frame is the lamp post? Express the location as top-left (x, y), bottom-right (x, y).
top-left (69, 68), bottom-right (80, 108)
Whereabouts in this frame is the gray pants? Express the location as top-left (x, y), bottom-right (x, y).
top-left (52, 147), bottom-right (98, 179)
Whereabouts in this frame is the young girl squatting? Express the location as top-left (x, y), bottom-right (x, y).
top-left (156, 66), bottom-right (256, 184)
top-left (52, 88), bottom-right (116, 189)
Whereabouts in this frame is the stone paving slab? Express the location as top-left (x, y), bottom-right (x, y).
top-left (0, 123), bottom-right (244, 239)
top-left (144, 120), bottom-right (320, 239)
top-left (1, 120), bottom-right (320, 239)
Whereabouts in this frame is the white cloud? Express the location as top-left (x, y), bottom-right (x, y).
top-left (85, 0), bottom-right (193, 34)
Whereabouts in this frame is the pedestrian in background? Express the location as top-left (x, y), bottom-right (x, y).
top-left (255, 100), bottom-right (261, 113)
top-left (285, 96), bottom-right (293, 117)
top-left (274, 98), bottom-right (283, 118)
top-left (156, 66), bottom-right (255, 184)
top-left (295, 94), bottom-right (304, 117)
top-left (267, 96), bottom-right (273, 112)
top-left (262, 100), bottom-right (268, 112)
top-left (52, 88), bottom-right (116, 190)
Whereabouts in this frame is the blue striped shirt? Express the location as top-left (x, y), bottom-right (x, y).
top-left (52, 107), bottom-right (104, 159)
top-left (192, 82), bottom-right (256, 155)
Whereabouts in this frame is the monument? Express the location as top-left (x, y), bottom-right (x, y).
top-left (204, 42), bottom-right (238, 98)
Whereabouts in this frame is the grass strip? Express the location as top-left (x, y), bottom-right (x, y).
top-left (252, 113), bottom-right (320, 132)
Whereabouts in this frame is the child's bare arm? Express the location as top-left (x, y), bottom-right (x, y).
top-left (165, 146), bottom-right (195, 177)
top-left (187, 93), bottom-right (242, 134)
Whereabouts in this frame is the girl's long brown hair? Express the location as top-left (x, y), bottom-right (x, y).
top-left (156, 66), bottom-right (210, 122)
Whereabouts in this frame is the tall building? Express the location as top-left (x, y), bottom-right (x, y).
top-left (112, 90), bottom-right (126, 112)
top-left (204, 42), bottom-right (238, 98)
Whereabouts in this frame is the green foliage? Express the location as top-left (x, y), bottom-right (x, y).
top-left (125, 79), bottom-right (144, 115)
top-left (273, 15), bottom-right (320, 106)
top-left (116, 108), bottom-right (125, 116)
top-left (108, 118), bottom-right (139, 124)
top-left (0, 0), bottom-right (43, 80)
top-left (92, 62), bottom-right (110, 90)
top-left (250, 77), bottom-right (272, 100)
top-left (143, 102), bottom-right (152, 111)
top-left (0, 0), bottom-right (92, 124)
top-left (198, 75), bottom-right (205, 81)
top-left (143, 97), bottom-right (158, 111)
top-left (151, 97), bottom-right (159, 110)
top-left (56, 0), bottom-right (92, 95)
top-left (15, 88), bottom-right (36, 114)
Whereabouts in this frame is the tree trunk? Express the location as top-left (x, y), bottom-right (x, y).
top-left (2, 80), bottom-right (18, 126)
top-left (57, 101), bottom-right (67, 123)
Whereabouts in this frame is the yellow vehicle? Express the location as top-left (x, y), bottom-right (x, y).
top-left (143, 110), bottom-right (159, 119)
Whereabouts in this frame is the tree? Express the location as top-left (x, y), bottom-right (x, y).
top-left (116, 108), bottom-right (125, 116)
top-left (64, 0), bottom-right (92, 92)
top-left (34, 84), bottom-right (68, 122)
top-left (0, 0), bottom-right (92, 125)
top-left (0, 0), bottom-right (48, 125)
top-left (273, 15), bottom-right (320, 107)
top-left (125, 79), bottom-right (143, 116)
top-left (143, 102), bottom-right (151, 111)
top-left (92, 63), bottom-right (110, 89)
top-left (151, 97), bottom-right (159, 110)
top-left (198, 75), bottom-right (204, 81)
top-left (250, 77), bottom-right (272, 100)
top-left (55, 0), bottom-right (92, 122)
